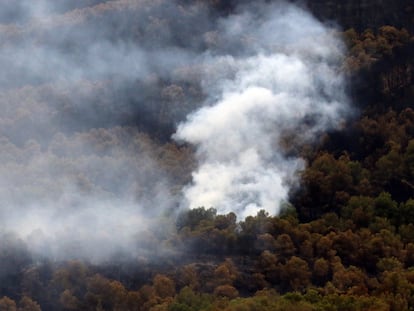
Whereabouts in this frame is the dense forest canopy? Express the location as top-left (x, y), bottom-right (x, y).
top-left (0, 0), bottom-right (412, 310)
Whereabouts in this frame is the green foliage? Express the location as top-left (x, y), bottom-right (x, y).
top-left (374, 192), bottom-right (398, 219)
top-left (169, 287), bottom-right (213, 311)
top-left (176, 207), bottom-right (217, 230)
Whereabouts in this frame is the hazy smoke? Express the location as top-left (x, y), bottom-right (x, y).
top-left (0, 0), bottom-right (206, 261)
top-left (174, 3), bottom-right (349, 218)
top-left (0, 0), bottom-right (349, 261)
top-left (0, 126), bottom-right (174, 261)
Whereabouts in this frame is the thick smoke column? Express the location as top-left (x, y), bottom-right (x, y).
top-left (175, 3), bottom-right (349, 218)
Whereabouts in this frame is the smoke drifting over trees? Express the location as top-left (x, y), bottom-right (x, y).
top-left (0, 0), bottom-right (349, 261)
top-left (0, 0), bottom-right (414, 310)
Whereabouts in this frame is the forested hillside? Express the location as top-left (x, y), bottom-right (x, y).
top-left (0, 0), bottom-right (413, 310)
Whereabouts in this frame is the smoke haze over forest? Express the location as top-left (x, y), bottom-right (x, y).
top-left (0, 0), bottom-right (349, 261)
top-left (0, 0), bottom-right (414, 310)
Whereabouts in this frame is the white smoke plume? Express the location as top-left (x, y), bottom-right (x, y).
top-left (0, 0), bottom-right (349, 261)
top-left (174, 3), bottom-right (349, 219)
